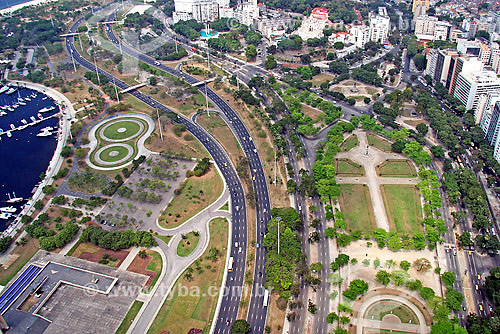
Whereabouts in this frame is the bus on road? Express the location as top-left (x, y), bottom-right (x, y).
top-left (263, 289), bottom-right (270, 307)
top-left (228, 257), bottom-right (234, 272)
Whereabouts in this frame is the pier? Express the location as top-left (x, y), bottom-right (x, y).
top-left (0, 113), bottom-right (59, 138)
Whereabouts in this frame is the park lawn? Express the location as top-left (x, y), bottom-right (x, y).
top-left (338, 184), bottom-right (376, 231)
top-left (148, 218), bottom-right (228, 334)
top-left (301, 104), bottom-right (322, 124)
top-left (0, 238), bottom-right (39, 286)
top-left (220, 201), bottom-right (229, 211)
top-left (159, 167), bottom-right (223, 228)
top-left (365, 301), bottom-right (419, 324)
top-left (307, 73), bottom-right (335, 87)
top-left (146, 250), bottom-right (163, 289)
top-left (155, 234), bottom-right (172, 246)
top-left (145, 122), bottom-right (209, 159)
top-left (123, 95), bottom-right (154, 114)
top-left (341, 135), bottom-right (359, 152)
top-left (377, 159), bottom-right (417, 177)
top-left (198, 113), bottom-right (241, 163)
top-left (177, 232), bottom-right (200, 257)
top-left (115, 300), bottom-right (144, 334)
top-left (335, 158), bottom-right (365, 176)
top-left (381, 184), bottom-right (423, 234)
top-left (367, 133), bottom-right (393, 152)
top-left (102, 120), bottom-right (141, 140)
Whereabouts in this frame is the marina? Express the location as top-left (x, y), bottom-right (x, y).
top-left (0, 85), bottom-right (61, 231)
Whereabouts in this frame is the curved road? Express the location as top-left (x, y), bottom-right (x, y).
top-left (66, 6), bottom-right (271, 334)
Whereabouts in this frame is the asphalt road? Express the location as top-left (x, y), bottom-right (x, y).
top-left (67, 7), bottom-right (273, 333)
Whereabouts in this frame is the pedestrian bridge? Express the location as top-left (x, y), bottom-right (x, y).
top-left (192, 77), bottom-right (216, 87)
top-left (120, 83), bottom-right (147, 94)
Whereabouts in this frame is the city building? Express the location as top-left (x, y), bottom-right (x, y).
top-left (412, 0), bottom-right (430, 13)
top-left (478, 92), bottom-right (500, 128)
top-left (368, 7), bottom-right (391, 44)
top-left (448, 56), bottom-right (484, 95)
top-left (457, 38), bottom-right (481, 56)
top-left (294, 7), bottom-right (333, 40)
top-left (233, 0), bottom-right (259, 27)
top-left (453, 70), bottom-right (500, 111)
top-left (173, 0), bottom-right (228, 22)
top-left (414, 15), bottom-right (451, 41)
top-left (484, 101), bottom-right (500, 162)
top-left (350, 24), bottom-right (371, 48)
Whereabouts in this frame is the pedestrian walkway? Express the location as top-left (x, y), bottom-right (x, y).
top-left (118, 247), bottom-right (140, 270)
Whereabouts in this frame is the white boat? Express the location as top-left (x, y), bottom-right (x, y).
top-left (18, 101), bottom-right (26, 106)
top-left (0, 106), bottom-right (6, 110)
top-left (24, 97), bottom-right (31, 102)
top-left (6, 192), bottom-right (22, 203)
top-left (30, 116), bottom-right (36, 122)
top-left (37, 129), bottom-right (52, 137)
top-left (6, 88), bottom-right (16, 95)
top-left (12, 104), bottom-right (18, 109)
top-left (18, 125), bottom-right (27, 130)
top-left (31, 93), bottom-right (37, 98)
top-left (9, 124), bottom-right (14, 130)
top-left (39, 106), bottom-right (55, 113)
top-left (42, 96), bottom-right (47, 100)
top-left (0, 112), bottom-right (6, 116)
top-left (6, 131), bottom-right (11, 138)
top-left (37, 113), bottom-right (43, 119)
top-left (21, 119), bottom-right (27, 125)
top-left (0, 206), bottom-right (16, 213)
top-left (7, 107), bottom-right (13, 112)
top-left (0, 213), bottom-right (11, 220)
top-left (41, 126), bottom-right (53, 131)
top-left (0, 86), bottom-right (9, 94)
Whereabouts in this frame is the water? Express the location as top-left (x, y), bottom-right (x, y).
top-left (0, 0), bottom-right (32, 10)
top-left (0, 87), bottom-right (59, 231)
top-left (200, 30), bottom-right (218, 38)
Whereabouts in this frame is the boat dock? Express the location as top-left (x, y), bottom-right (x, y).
top-left (0, 112), bottom-right (59, 138)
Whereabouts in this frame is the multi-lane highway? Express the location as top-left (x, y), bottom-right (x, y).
top-left (66, 7), bottom-right (273, 333)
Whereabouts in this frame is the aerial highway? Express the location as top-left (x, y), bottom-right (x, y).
top-left (67, 7), bottom-right (272, 333)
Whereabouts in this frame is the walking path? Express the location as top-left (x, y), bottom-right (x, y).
top-left (354, 294), bottom-right (430, 334)
top-left (335, 130), bottom-right (419, 231)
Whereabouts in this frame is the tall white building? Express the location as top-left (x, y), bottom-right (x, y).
top-left (479, 92), bottom-right (500, 129)
top-left (351, 25), bottom-right (371, 48)
top-left (484, 102), bottom-right (500, 162)
top-left (368, 7), bottom-right (391, 44)
top-left (453, 70), bottom-right (500, 111)
top-left (173, 0), bottom-right (229, 23)
top-left (293, 7), bottom-right (333, 40)
top-left (233, 0), bottom-right (259, 27)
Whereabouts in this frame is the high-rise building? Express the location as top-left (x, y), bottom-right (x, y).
top-left (484, 102), bottom-right (500, 162)
top-left (478, 92), bottom-right (500, 128)
top-left (173, 0), bottom-right (229, 23)
top-left (412, 0), bottom-right (430, 13)
top-left (453, 70), bottom-right (500, 111)
top-left (448, 56), bottom-right (484, 95)
top-left (351, 25), bottom-right (371, 48)
top-left (294, 7), bottom-right (333, 40)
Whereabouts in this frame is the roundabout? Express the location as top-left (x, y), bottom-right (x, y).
top-left (86, 113), bottom-right (154, 170)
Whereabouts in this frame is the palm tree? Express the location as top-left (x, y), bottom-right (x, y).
top-left (138, 249), bottom-right (147, 259)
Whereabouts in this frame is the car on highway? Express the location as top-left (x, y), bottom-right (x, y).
top-left (489, 305), bottom-right (494, 314)
top-left (478, 274), bottom-right (481, 280)
top-left (479, 304), bottom-right (484, 312)
top-left (475, 284), bottom-right (479, 290)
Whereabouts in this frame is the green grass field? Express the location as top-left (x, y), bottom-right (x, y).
top-left (381, 184), bottom-right (423, 234)
top-left (338, 184), bottom-right (376, 231)
top-left (336, 158), bottom-right (365, 176)
top-left (377, 159), bottom-right (417, 177)
top-left (155, 234), bottom-right (172, 246)
top-left (116, 300), bottom-right (144, 334)
top-left (177, 232), bottom-right (200, 257)
top-left (99, 145), bottom-right (131, 162)
top-left (146, 250), bottom-right (163, 290)
top-left (159, 168), bottom-right (223, 228)
top-left (341, 135), bottom-right (359, 152)
top-left (367, 133), bottom-right (393, 152)
top-left (148, 218), bottom-right (228, 334)
top-left (365, 300), bottom-right (419, 324)
top-left (102, 121), bottom-right (141, 140)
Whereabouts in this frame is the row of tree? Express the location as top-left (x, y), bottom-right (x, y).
top-left (79, 225), bottom-right (157, 251)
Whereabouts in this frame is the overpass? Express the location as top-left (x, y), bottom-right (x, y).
top-left (120, 83), bottom-right (147, 93)
top-left (191, 77), bottom-right (216, 87)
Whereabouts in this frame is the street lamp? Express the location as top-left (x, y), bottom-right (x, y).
top-left (276, 216), bottom-right (282, 254)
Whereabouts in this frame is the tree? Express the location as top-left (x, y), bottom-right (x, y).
top-left (430, 145), bottom-right (445, 158)
top-left (392, 140), bottom-right (406, 153)
top-left (138, 249), bottom-right (147, 259)
top-left (476, 30), bottom-right (490, 40)
top-left (400, 260), bottom-right (411, 271)
top-left (413, 54), bottom-right (427, 71)
top-left (245, 44), bottom-right (257, 60)
top-left (265, 55), bottom-right (277, 69)
top-left (413, 258), bottom-right (431, 272)
top-left (441, 271), bottom-right (456, 287)
top-left (445, 289), bottom-right (464, 311)
top-left (61, 145), bottom-right (73, 158)
top-left (326, 312), bottom-right (338, 324)
top-left (333, 42), bottom-right (344, 50)
top-left (308, 300), bottom-right (317, 314)
top-left (419, 286), bottom-right (435, 300)
top-left (416, 123), bottom-right (428, 135)
top-left (231, 319), bottom-right (251, 334)
top-left (342, 279), bottom-right (369, 300)
top-left (149, 76), bottom-right (157, 86)
top-left (376, 270), bottom-right (391, 286)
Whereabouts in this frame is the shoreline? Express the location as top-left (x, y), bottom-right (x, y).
top-left (0, 0), bottom-right (56, 15)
